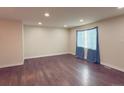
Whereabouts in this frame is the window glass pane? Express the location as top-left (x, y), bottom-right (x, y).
top-left (77, 31), bottom-right (85, 47)
top-left (84, 31), bottom-right (88, 48)
top-left (87, 29), bottom-right (97, 50)
top-left (77, 28), bottom-right (97, 50)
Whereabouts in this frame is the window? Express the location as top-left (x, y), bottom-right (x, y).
top-left (77, 28), bottom-right (97, 50)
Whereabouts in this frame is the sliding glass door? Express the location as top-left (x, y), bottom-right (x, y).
top-left (76, 27), bottom-right (100, 64)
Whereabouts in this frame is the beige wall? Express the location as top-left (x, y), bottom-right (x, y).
top-left (24, 26), bottom-right (69, 58)
top-left (0, 19), bottom-right (23, 68)
top-left (1, 14), bottom-right (124, 72)
top-left (69, 15), bottom-right (124, 72)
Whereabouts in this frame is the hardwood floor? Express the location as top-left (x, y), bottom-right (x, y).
top-left (0, 54), bottom-right (124, 86)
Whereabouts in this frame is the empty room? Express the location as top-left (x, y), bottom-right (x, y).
top-left (0, 7), bottom-right (124, 86)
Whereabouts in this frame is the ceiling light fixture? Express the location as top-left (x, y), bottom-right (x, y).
top-left (38, 22), bottom-right (42, 25)
top-left (80, 19), bottom-right (84, 22)
top-left (44, 12), bottom-right (50, 17)
top-left (64, 25), bottom-right (68, 27)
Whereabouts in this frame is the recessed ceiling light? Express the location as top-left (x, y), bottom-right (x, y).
top-left (80, 19), bottom-right (84, 22)
top-left (38, 22), bottom-right (42, 25)
top-left (44, 12), bottom-right (50, 17)
top-left (64, 25), bottom-right (68, 27)
top-left (117, 7), bottom-right (124, 9)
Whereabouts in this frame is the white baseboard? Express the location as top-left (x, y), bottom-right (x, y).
top-left (0, 62), bottom-right (24, 69)
top-left (69, 52), bottom-right (75, 55)
top-left (101, 62), bottom-right (124, 72)
top-left (24, 52), bottom-right (70, 59)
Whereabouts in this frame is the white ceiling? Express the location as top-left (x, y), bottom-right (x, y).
top-left (0, 7), bottom-right (124, 28)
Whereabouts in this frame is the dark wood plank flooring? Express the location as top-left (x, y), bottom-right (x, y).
top-left (0, 54), bottom-right (124, 86)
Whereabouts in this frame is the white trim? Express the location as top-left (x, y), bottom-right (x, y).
top-left (101, 62), bottom-right (124, 72)
top-left (69, 52), bottom-right (75, 55)
top-left (24, 52), bottom-right (70, 59)
top-left (0, 62), bottom-right (24, 69)
top-left (22, 23), bottom-right (25, 63)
